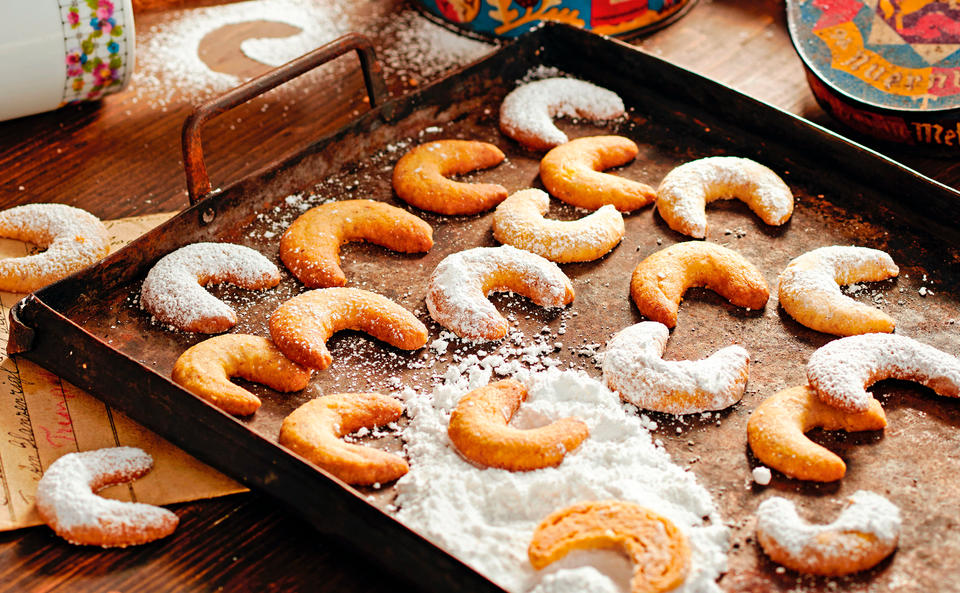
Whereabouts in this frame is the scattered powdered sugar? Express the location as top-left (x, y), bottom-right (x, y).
top-left (602, 322), bottom-right (749, 415)
top-left (657, 157), bottom-right (793, 238)
top-left (378, 10), bottom-right (496, 85)
top-left (756, 491), bottom-right (901, 558)
top-left (133, 3), bottom-right (494, 107)
top-left (499, 77), bottom-right (626, 149)
top-left (35, 447), bottom-right (178, 546)
top-left (806, 333), bottom-right (960, 412)
top-left (426, 245), bottom-right (574, 341)
top-left (751, 466), bottom-right (772, 486)
top-left (492, 189), bottom-right (625, 263)
top-left (140, 242), bottom-right (280, 331)
top-left (394, 363), bottom-right (728, 593)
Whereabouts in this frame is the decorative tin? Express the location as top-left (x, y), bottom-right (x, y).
top-left (788, 0), bottom-right (960, 150)
top-left (416, 0), bottom-right (695, 38)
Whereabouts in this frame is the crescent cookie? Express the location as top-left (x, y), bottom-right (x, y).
top-left (539, 136), bottom-right (656, 212)
top-left (778, 246), bottom-right (899, 336)
top-left (499, 77), bottom-right (626, 151)
top-left (279, 392), bottom-right (408, 486)
top-left (447, 379), bottom-right (589, 471)
top-left (746, 385), bottom-right (887, 482)
top-left (269, 287), bottom-right (428, 370)
top-left (656, 156), bottom-right (794, 238)
top-left (140, 242), bottom-right (281, 333)
top-left (35, 447), bottom-right (179, 547)
top-left (0, 203), bottom-right (109, 293)
top-left (279, 199), bottom-right (433, 288)
top-left (171, 334), bottom-right (312, 416)
top-left (806, 333), bottom-right (960, 413)
top-left (602, 322), bottom-right (749, 415)
top-left (756, 491), bottom-right (901, 576)
top-left (426, 245), bottom-right (575, 342)
top-left (528, 500), bottom-right (690, 593)
top-left (630, 241), bottom-right (769, 328)
top-left (492, 188), bottom-right (624, 263)
top-left (391, 140), bottom-right (508, 215)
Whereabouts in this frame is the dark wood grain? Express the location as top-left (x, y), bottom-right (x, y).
top-left (1, 1), bottom-right (958, 592)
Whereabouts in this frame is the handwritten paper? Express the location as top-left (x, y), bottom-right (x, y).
top-left (0, 213), bottom-right (245, 532)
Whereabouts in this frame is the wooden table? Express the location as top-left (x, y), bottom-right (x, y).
top-left (0, 1), bottom-right (956, 591)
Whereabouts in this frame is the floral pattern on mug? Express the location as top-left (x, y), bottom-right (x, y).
top-left (59, 0), bottom-right (131, 104)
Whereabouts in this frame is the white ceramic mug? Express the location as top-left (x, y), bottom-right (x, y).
top-left (0, 0), bottom-right (136, 121)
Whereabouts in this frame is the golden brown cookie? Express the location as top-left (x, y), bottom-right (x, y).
top-left (756, 491), bottom-right (901, 576)
top-left (539, 136), bottom-right (656, 212)
top-left (447, 379), bottom-right (589, 471)
top-left (656, 156), bottom-right (794, 238)
top-left (528, 500), bottom-right (690, 593)
top-left (171, 334), bottom-right (312, 416)
top-left (279, 392), bottom-right (408, 486)
top-left (629, 241), bottom-right (769, 328)
top-left (35, 447), bottom-right (179, 548)
top-left (391, 140), bottom-right (508, 215)
top-left (269, 287), bottom-right (428, 370)
top-left (807, 333), bottom-right (960, 413)
top-left (746, 385), bottom-right (887, 482)
top-left (778, 246), bottom-right (899, 337)
top-left (426, 245), bottom-right (575, 341)
top-left (492, 188), bottom-right (624, 263)
top-left (0, 203), bottom-right (110, 293)
top-left (279, 199), bottom-right (433, 288)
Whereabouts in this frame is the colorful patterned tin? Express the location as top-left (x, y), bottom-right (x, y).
top-left (415, 0), bottom-right (695, 39)
top-left (788, 0), bottom-right (960, 151)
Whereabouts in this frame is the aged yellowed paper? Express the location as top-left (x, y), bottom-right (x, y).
top-left (0, 213), bottom-right (245, 531)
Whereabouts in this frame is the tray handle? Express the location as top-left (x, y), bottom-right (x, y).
top-left (181, 32), bottom-right (391, 206)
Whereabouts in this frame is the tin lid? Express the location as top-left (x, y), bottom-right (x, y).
top-left (416, 0), bottom-right (695, 39)
top-left (787, 0), bottom-right (960, 115)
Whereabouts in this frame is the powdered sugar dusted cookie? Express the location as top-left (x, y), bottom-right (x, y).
top-left (492, 188), bottom-right (624, 263)
top-left (806, 333), bottom-right (960, 413)
top-left (602, 321), bottom-right (749, 414)
top-left (779, 246), bottom-right (899, 336)
top-left (426, 245), bottom-right (574, 342)
top-left (141, 242), bottom-right (281, 333)
top-left (35, 447), bottom-right (178, 547)
top-left (756, 491), bottom-right (901, 576)
top-left (656, 156), bottom-right (793, 238)
top-left (500, 77), bottom-right (625, 151)
top-left (0, 203), bottom-right (109, 292)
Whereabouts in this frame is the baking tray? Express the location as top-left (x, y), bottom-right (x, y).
top-left (9, 25), bottom-right (960, 592)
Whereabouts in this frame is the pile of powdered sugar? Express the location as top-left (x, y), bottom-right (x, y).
top-left (394, 361), bottom-right (728, 593)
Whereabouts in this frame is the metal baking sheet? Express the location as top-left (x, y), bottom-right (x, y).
top-left (9, 24), bottom-right (960, 592)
